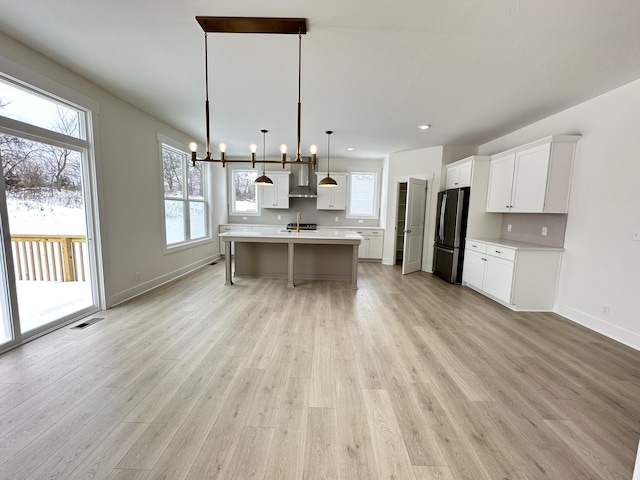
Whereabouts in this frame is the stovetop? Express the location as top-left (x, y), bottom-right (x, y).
top-left (286, 223), bottom-right (317, 231)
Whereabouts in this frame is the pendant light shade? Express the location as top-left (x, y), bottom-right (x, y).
top-left (319, 130), bottom-right (337, 187)
top-left (255, 129), bottom-right (273, 185)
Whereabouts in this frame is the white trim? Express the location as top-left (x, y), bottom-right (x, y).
top-left (157, 132), bottom-right (189, 152)
top-left (346, 167), bottom-right (381, 219)
top-left (228, 167), bottom-right (261, 216)
top-left (554, 303), bottom-right (640, 351)
top-left (159, 137), bottom-right (212, 252)
top-left (0, 57), bottom-right (100, 114)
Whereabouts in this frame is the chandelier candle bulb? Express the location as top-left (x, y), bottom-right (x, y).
top-left (309, 144), bottom-right (318, 163)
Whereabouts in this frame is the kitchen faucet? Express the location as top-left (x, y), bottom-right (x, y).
top-left (296, 212), bottom-right (302, 232)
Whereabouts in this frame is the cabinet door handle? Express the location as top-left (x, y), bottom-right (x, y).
top-left (495, 250), bottom-right (502, 254)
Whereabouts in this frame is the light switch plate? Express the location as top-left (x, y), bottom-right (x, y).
top-left (507, 224), bottom-right (512, 232)
top-left (633, 232), bottom-right (640, 241)
top-left (542, 227), bottom-right (548, 236)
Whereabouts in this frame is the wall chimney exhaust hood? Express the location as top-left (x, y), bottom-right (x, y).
top-left (289, 161), bottom-right (317, 198)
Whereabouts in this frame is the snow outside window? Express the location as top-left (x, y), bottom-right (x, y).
top-left (347, 170), bottom-right (380, 219)
top-left (229, 169), bottom-right (259, 215)
top-left (161, 143), bottom-right (208, 248)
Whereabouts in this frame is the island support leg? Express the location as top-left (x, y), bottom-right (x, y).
top-left (287, 242), bottom-right (295, 288)
top-left (224, 240), bottom-right (233, 286)
top-left (351, 244), bottom-right (359, 289)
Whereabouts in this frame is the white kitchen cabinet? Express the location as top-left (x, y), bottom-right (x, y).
top-left (462, 243), bottom-right (515, 304)
top-left (260, 171), bottom-right (290, 209)
top-left (353, 228), bottom-right (383, 260)
top-left (462, 238), bottom-right (563, 311)
top-left (485, 135), bottom-right (580, 213)
top-left (316, 172), bottom-right (347, 210)
top-left (445, 158), bottom-right (472, 189)
top-left (461, 249), bottom-right (486, 290)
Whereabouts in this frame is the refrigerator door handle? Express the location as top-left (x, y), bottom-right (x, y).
top-left (438, 194), bottom-right (447, 241)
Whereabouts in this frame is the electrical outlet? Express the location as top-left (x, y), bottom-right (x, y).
top-left (633, 232), bottom-right (640, 241)
top-left (601, 305), bottom-right (610, 316)
top-left (542, 227), bottom-right (548, 236)
top-left (335, 216), bottom-right (339, 222)
top-left (277, 215), bottom-right (281, 220)
top-left (242, 216), bottom-right (247, 221)
top-left (358, 219), bottom-right (364, 223)
top-left (507, 224), bottom-right (512, 232)
top-left (135, 272), bottom-right (141, 281)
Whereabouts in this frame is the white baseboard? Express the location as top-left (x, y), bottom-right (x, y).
top-left (381, 256), bottom-right (395, 266)
top-left (554, 303), bottom-right (640, 352)
top-left (109, 255), bottom-right (221, 307)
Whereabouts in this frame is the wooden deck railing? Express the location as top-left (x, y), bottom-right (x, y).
top-left (10, 234), bottom-right (87, 282)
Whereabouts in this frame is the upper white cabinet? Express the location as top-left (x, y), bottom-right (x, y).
top-left (447, 156), bottom-right (503, 239)
top-left (315, 172), bottom-right (347, 210)
top-left (260, 171), bottom-right (291, 209)
top-left (486, 135), bottom-right (580, 213)
top-left (445, 158), bottom-right (472, 189)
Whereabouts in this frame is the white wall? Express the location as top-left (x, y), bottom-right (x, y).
top-left (0, 32), bottom-right (221, 308)
top-left (382, 147), bottom-right (444, 270)
top-left (479, 79), bottom-right (640, 351)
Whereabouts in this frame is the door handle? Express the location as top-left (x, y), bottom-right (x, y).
top-left (405, 230), bottom-right (411, 233)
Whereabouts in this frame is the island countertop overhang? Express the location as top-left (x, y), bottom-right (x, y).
top-left (218, 229), bottom-right (363, 244)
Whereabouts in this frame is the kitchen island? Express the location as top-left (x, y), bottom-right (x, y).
top-left (218, 229), bottom-right (362, 288)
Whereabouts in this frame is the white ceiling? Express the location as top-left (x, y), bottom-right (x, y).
top-left (1, 0), bottom-right (639, 160)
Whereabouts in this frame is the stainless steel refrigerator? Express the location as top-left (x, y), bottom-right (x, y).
top-left (433, 187), bottom-right (470, 283)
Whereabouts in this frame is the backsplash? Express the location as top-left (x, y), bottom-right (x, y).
top-left (500, 213), bottom-right (567, 247)
top-left (228, 198), bottom-right (380, 228)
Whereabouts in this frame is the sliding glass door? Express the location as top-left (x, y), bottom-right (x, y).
top-left (0, 75), bottom-right (101, 348)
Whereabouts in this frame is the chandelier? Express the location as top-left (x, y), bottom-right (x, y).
top-left (188, 16), bottom-right (318, 182)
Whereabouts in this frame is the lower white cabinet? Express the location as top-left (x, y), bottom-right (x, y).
top-left (462, 238), bottom-right (563, 311)
top-left (353, 229), bottom-right (383, 260)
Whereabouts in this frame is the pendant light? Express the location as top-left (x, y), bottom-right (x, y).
top-left (255, 130), bottom-right (273, 185)
top-left (318, 130), bottom-right (337, 187)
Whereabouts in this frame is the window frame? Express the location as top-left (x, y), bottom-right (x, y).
top-left (159, 134), bottom-right (210, 252)
top-left (346, 167), bottom-right (381, 219)
top-left (228, 167), bottom-right (261, 216)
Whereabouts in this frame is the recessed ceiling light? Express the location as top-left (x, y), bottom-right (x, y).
top-left (418, 124), bottom-right (431, 130)
top-left (346, 147), bottom-right (355, 151)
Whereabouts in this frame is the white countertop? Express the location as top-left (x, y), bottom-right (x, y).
top-left (467, 237), bottom-right (564, 251)
top-left (219, 229), bottom-right (363, 243)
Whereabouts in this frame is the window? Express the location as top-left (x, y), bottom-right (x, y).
top-left (347, 169), bottom-right (380, 219)
top-left (229, 168), bottom-right (259, 215)
top-left (161, 140), bottom-right (208, 248)
top-left (0, 80), bottom-right (84, 139)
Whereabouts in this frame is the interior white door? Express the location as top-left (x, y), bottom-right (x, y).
top-left (402, 177), bottom-right (427, 274)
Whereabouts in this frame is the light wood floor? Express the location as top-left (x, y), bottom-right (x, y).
top-left (0, 262), bottom-right (639, 479)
